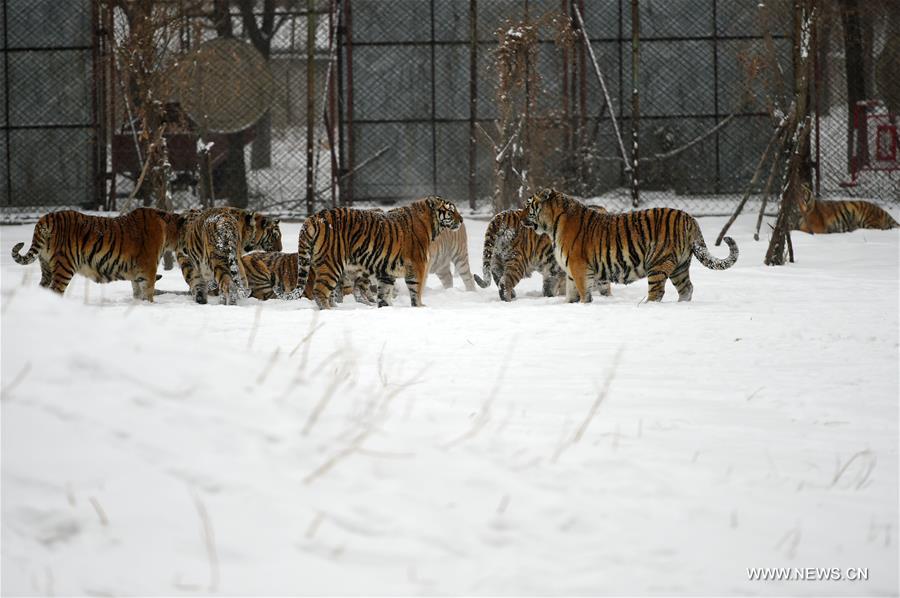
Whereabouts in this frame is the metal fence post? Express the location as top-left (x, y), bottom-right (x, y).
top-left (630, 0), bottom-right (640, 208)
top-left (305, 0), bottom-right (316, 216)
top-left (344, 0), bottom-right (354, 206)
top-left (468, 0), bottom-right (478, 210)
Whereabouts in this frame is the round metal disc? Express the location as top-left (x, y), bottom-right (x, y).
top-left (174, 38), bottom-right (274, 133)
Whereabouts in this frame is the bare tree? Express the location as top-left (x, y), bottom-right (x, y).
top-left (765, 0), bottom-right (816, 266)
top-left (490, 13), bottom-right (574, 213)
top-left (112, 0), bottom-right (194, 210)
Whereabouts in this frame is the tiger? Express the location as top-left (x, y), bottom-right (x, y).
top-left (428, 221), bottom-right (478, 291)
top-left (10, 207), bottom-right (184, 301)
top-left (176, 207), bottom-right (281, 305)
top-left (474, 205), bottom-right (611, 301)
top-left (795, 187), bottom-right (898, 234)
top-left (241, 251), bottom-right (377, 304)
top-left (295, 196), bottom-right (462, 309)
top-left (523, 188), bottom-right (738, 302)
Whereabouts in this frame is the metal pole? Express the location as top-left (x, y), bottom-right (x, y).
top-left (572, 3), bottom-right (629, 171)
top-left (813, 3), bottom-right (821, 197)
top-left (336, 0), bottom-right (346, 206)
top-left (306, 0), bottom-right (316, 216)
top-left (578, 0), bottom-right (586, 143)
top-left (2, 0), bottom-right (11, 206)
top-left (430, 0), bottom-right (437, 196)
top-left (561, 0), bottom-right (571, 164)
top-left (630, 0), bottom-right (640, 208)
top-left (712, 0), bottom-right (720, 194)
top-left (467, 0), bottom-right (478, 210)
top-left (344, 0), bottom-right (355, 205)
top-left (91, 0), bottom-right (101, 209)
top-left (326, 0), bottom-right (339, 208)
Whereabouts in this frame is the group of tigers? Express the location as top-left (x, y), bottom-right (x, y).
top-left (10, 188), bottom-right (897, 307)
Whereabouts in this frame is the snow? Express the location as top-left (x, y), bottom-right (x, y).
top-left (1, 213), bottom-right (898, 595)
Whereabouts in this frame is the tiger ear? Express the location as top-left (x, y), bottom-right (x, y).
top-left (245, 212), bottom-right (254, 229)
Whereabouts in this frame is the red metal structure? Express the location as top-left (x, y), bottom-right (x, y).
top-left (841, 100), bottom-right (899, 188)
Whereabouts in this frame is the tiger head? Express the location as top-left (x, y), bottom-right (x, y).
top-left (425, 195), bottom-right (462, 233)
top-left (247, 213), bottom-right (283, 252)
top-left (522, 188), bottom-right (559, 235)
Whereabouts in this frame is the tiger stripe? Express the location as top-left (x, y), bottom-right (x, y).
top-left (10, 207), bottom-right (184, 300)
top-left (523, 189), bottom-right (738, 302)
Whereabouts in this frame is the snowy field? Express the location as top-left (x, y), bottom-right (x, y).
top-left (1, 212), bottom-right (898, 596)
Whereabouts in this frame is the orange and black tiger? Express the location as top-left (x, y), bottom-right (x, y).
top-left (475, 205), bottom-right (611, 301)
top-left (428, 222), bottom-right (478, 291)
top-left (796, 189), bottom-right (898, 234)
top-left (176, 207), bottom-right (281, 305)
top-left (241, 251), bottom-right (377, 304)
top-left (295, 196), bottom-right (462, 309)
top-left (11, 207), bottom-right (184, 300)
top-left (523, 189), bottom-right (738, 302)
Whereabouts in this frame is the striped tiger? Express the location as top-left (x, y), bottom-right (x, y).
top-left (296, 196), bottom-right (462, 309)
top-left (523, 189), bottom-right (738, 302)
top-left (474, 205), bottom-right (611, 301)
top-left (326, 265), bottom-right (379, 305)
top-left (176, 207), bottom-right (281, 305)
top-left (10, 207), bottom-right (184, 300)
top-left (428, 222), bottom-right (478, 291)
top-left (796, 188), bottom-right (898, 234)
top-left (240, 251), bottom-right (377, 304)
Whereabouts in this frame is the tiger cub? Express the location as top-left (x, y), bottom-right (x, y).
top-left (475, 205), bottom-right (611, 301)
top-left (11, 207), bottom-right (184, 300)
top-left (428, 221), bottom-right (478, 291)
top-left (241, 251), bottom-right (377, 304)
top-left (176, 207), bottom-right (281, 305)
top-left (523, 189), bottom-right (738, 302)
top-left (796, 187), bottom-right (898, 234)
top-left (296, 196), bottom-right (462, 309)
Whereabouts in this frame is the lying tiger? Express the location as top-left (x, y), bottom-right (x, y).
top-left (795, 187), bottom-right (898, 234)
top-left (475, 205), bottom-right (611, 301)
top-left (176, 207), bottom-right (282, 305)
top-left (11, 207), bottom-right (184, 300)
top-left (296, 196), bottom-right (463, 309)
top-left (239, 250), bottom-right (377, 304)
top-left (523, 189), bottom-right (738, 302)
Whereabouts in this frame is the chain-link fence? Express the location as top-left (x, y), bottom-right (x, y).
top-left (1, 0), bottom-right (334, 222)
top-left (0, 0), bottom-right (896, 223)
top-left (813, 0), bottom-right (899, 200)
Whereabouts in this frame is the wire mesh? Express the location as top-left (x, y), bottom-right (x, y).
top-left (0, 0), bottom-right (896, 223)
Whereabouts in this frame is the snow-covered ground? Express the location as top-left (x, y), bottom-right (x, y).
top-left (1, 212), bottom-right (898, 595)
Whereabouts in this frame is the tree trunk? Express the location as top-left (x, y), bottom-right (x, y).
top-left (213, 0), bottom-right (249, 208)
top-left (765, 0), bottom-right (815, 266)
top-left (840, 0), bottom-right (868, 172)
